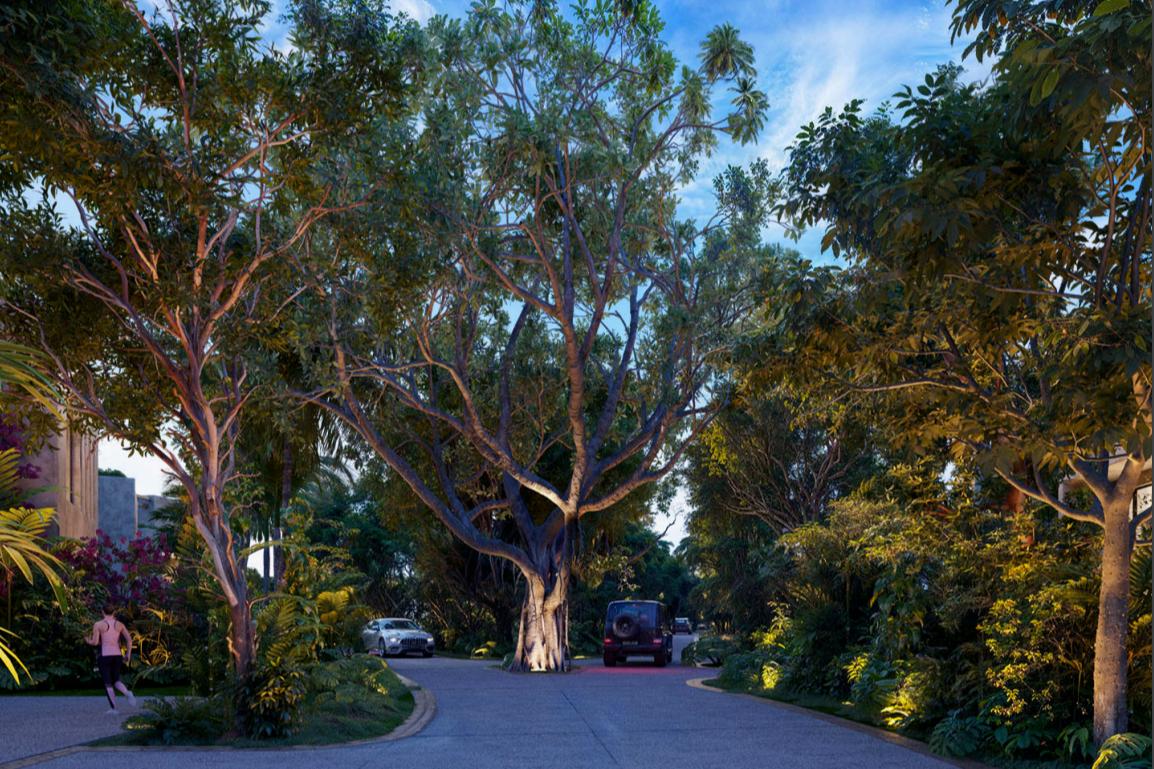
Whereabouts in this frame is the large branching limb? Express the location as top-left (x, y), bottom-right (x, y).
top-left (390, 343), bottom-right (568, 510)
top-left (309, 376), bottom-right (538, 575)
top-left (994, 466), bottom-right (1104, 526)
top-left (582, 403), bottom-right (717, 515)
top-left (587, 283), bottom-right (646, 457)
top-left (497, 303), bottom-right (533, 448)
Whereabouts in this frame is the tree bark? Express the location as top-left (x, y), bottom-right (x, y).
top-left (510, 569), bottom-right (569, 672)
top-left (228, 591), bottom-right (255, 682)
top-left (1092, 498), bottom-right (1133, 745)
top-left (195, 502), bottom-right (257, 683)
top-left (274, 439), bottom-right (293, 591)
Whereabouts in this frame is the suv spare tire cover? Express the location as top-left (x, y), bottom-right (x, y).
top-left (613, 612), bottom-right (640, 639)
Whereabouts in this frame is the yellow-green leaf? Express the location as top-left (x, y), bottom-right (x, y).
top-left (1093, 0), bottom-right (1130, 15)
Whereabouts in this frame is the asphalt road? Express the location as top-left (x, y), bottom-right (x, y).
top-left (1, 634), bottom-right (962, 769)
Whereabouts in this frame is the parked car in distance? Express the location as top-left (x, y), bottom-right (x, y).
top-left (603, 600), bottom-right (673, 667)
top-left (672, 617), bottom-right (693, 634)
top-left (361, 618), bottom-right (435, 657)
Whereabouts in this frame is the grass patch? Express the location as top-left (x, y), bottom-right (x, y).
top-left (90, 657), bottom-right (415, 748)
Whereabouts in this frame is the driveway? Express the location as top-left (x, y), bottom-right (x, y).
top-left (1, 635), bottom-right (962, 769)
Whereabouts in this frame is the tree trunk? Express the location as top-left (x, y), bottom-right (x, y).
top-left (1093, 499), bottom-right (1132, 745)
top-left (228, 592), bottom-right (255, 682)
top-left (273, 439), bottom-right (293, 591)
top-left (510, 571), bottom-right (568, 672)
top-left (193, 503), bottom-right (257, 683)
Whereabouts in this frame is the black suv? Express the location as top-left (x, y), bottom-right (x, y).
top-left (602, 600), bottom-right (673, 667)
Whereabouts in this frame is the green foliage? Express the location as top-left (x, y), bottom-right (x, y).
top-left (0, 342), bottom-right (60, 418)
top-left (0, 445), bottom-right (65, 685)
top-left (121, 656), bottom-right (411, 747)
top-left (686, 447), bottom-right (1150, 761)
top-left (125, 697), bottom-right (231, 746)
top-left (1092, 733), bottom-right (1153, 769)
top-left (717, 649), bottom-right (777, 690)
top-left (237, 662), bottom-right (307, 739)
top-left (929, 711), bottom-right (991, 758)
top-left (774, 1), bottom-right (1150, 741)
top-left (682, 635), bottom-right (740, 667)
top-left (304, 656), bottom-right (408, 711)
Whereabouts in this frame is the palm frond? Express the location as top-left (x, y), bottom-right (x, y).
top-left (0, 341), bottom-right (61, 417)
top-left (0, 626), bottom-right (31, 685)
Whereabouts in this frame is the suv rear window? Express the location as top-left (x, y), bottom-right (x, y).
top-left (606, 602), bottom-right (658, 625)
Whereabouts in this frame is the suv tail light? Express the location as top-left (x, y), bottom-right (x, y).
top-left (603, 637), bottom-right (614, 645)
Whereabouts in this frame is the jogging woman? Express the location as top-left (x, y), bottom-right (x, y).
top-left (86, 605), bottom-right (137, 713)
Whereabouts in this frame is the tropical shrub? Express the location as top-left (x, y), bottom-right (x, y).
top-left (928, 711), bottom-right (990, 758)
top-left (684, 453), bottom-right (1151, 762)
top-left (682, 635), bottom-right (741, 667)
top-left (1092, 733), bottom-right (1153, 769)
top-left (126, 696), bottom-right (230, 745)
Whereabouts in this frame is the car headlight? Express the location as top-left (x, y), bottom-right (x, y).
top-left (386, 635), bottom-right (401, 643)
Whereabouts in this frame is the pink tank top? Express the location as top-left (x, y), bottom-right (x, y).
top-left (96, 618), bottom-right (122, 656)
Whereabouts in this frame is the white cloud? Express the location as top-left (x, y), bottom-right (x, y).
top-left (392, 0), bottom-right (436, 24)
top-left (754, 0), bottom-right (958, 168)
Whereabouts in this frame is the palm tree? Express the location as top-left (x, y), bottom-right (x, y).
top-left (0, 340), bottom-right (65, 682)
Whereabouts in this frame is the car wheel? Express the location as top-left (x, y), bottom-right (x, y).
top-left (654, 652), bottom-right (667, 668)
top-left (422, 651), bottom-right (433, 658)
top-left (378, 638), bottom-right (388, 657)
top-left (603, 653), bottom-right (617, 667)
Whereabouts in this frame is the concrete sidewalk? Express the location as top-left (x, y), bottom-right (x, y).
top-left (0, 695), bottom-right (133, 764)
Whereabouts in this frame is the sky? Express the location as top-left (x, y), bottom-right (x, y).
top-left (102, 0), bottom-right (991, 541)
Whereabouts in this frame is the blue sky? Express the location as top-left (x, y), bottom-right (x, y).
top-left (110, 0), bottom-right (989, 541)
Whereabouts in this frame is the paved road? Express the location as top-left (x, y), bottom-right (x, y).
top-left (2, 634), bottom-right (961, 769)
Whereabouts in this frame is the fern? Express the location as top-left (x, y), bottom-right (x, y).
top-left (126, 697), bottom-right (228, 745)
top-left (929, 711), bottom-right (990, 758)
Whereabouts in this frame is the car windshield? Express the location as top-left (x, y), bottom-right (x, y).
top-left (381, 620), bottom-right (419, 630)
top-left (606, 603), bottom-right (658, 624)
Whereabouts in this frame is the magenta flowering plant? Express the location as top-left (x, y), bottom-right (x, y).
top-left (58, 531), bottom-right (174, 611)
top-left (0, 420), bottom-right (41, 483)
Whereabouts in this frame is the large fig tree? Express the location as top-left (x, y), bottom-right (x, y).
top-left (310, 0), bottom-right (770, 671)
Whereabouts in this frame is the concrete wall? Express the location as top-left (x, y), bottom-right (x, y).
top-left (136, 494), bottom-right (178, 533)
top-left (97, 474), bottom-right (137, 541)
top-left (25, 424), bottom-right (99, 539)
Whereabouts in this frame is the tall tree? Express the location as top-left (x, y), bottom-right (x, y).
top-left (0, 0), bottom-right (420, 682)
top-left (307, 0), bottom-right (770, 670)
top-left (776, 0), bottom-right (1150, 743)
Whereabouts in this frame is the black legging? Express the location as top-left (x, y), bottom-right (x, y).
top-left (97, 655), bottom-right (122, 706)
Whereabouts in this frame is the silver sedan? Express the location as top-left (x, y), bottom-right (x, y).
top-left (361, 617), bottom-right (436, 657)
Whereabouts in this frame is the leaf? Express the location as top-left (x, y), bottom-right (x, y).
top-left (1092, 0), bottom-right (1131, 16)
top-left (1040, 69), bottom-right (1060, 100)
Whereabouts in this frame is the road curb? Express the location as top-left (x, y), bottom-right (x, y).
top-left (0, 672), bottom-right (436, 768)
top-left (684, 677), bottom-right (992, 769)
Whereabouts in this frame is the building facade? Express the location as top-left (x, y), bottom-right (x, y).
top-left (25, 422), bottom-right (99, 538)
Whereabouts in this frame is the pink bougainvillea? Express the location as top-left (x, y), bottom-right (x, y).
top-left (57, 530), bottom-right (174, 609)
top-left (0, 419), bottom-right (41, 481)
